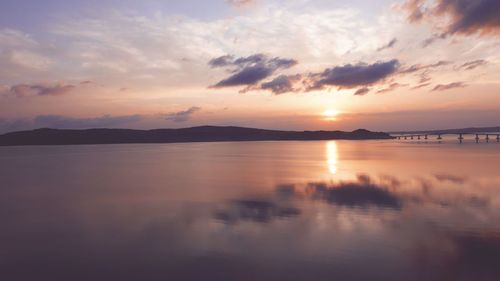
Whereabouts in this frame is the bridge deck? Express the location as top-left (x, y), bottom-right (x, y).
top-left (392, 132), bottom-right (500, 142)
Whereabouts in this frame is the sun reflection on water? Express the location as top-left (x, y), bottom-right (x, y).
top-left (326, 141), bottom-right (338, 175)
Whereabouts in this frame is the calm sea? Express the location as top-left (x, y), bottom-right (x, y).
top-left (1, 139), bottom-right (500, 280)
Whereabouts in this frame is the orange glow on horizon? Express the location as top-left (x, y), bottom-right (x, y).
top-left (322, 109), bottom-right (340, 121)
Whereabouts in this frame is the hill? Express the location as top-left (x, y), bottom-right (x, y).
top-left (0, 126), bottom-right (393, 146)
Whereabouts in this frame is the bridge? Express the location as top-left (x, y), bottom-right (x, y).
top-left (392, 133), bottom-right (500, 143)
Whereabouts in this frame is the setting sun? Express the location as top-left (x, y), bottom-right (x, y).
top-left (322, 109), bottom-right (340, 121)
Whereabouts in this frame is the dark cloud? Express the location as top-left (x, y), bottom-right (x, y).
top-left (260, 74), bottom-right (302, 94)
top-left (457, 59), bottom-right (488, 70)
top-left (403, 0), bottom-right (500, 36)
top-left (310, 60), bottom-right (400, 90)
top-left (377, 38), bottom-right (398, 51)
top-left (209, 57), bottom-right (400, 96)
top-left (436, 0), bottom-right (500, 35)
top-left (354, 87), bottom-right (370, 96)
top-left (208, 55), bottom-right (235, 68)
top-left (209, 54), bottom-right (298, 89)
top-left (432, 82), bottom-right (467, 91)
top-left (1, 82), bottom-right (75, 97)
top-left (165, 107), bottom-right (201, 122)
top-left (214, 65), bottom-right (275, 87)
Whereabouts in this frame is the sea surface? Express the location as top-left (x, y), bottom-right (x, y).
top-left (1, 138), bottom-right (500, 281)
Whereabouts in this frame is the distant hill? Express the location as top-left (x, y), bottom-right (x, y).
top-left (390, 126), bottom-right (500, 135)
top-left (0, 126), bottom-right (393, 146)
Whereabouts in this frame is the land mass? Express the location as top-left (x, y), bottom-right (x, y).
top-left (0, 126), bottom-right (393, 146)
top-left (390, 126), bottom-right (500, 135)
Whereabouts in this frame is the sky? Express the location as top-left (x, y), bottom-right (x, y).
top-left (0, 0), bottom-right (499, 133)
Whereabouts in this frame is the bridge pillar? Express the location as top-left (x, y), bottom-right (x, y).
top-left (417, 135), bottom-right (421, 140)
top-left (497, 135), bottom-right (500, 142)
top-left (475, 134), bottom-right (480, 143)
top-left (486, 135), bottom-right (490, 142)
top-left (424, 135), bottom-right (428, 140)
top-left (404, 136), bottom-right (407, 140)
top-left (458, 133), bottom-right (464, 143)
top-left (437, 134), bottom-right (442, 140)
top-left (411, 136), bottom-right (414, 140)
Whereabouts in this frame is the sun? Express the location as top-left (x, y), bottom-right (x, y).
top-left (322, 109), bottom-right (340, 121)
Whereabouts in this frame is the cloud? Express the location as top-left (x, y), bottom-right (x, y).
top-left (226, 0), bottom-right (255, 7)
top-left (0, 117), bottom-right (32, 134)
top-left (411, 83), bottom-right (431, 90)
top-left (432, 82), bottom-right (467, 91)
top-left (0, 114), bottom-right (145, 134)
top-left (214, 65), bottom-right (275, 88)
top-left (436, 0), bottom-right (500, 35)
top-left (309, 59), bottom-right (400, 90)
top-left (354, 87), bottom-right (370, 96)
top-left (418, 71), bottom-right (432, 83)
top-left (401, 0), bottom-right (427, 23)
top-left (457, 59), bottom-right (488, 70)
top-left (165, 107), bottom-right (201, 122)
top-left (377, 38), bottom-right (398, 51)
top-left (260, 74), bottom-right (302, 94)
top-left (402, 0), bottom-right (500, 36)
top-left (209, 54), bottom-right (298, 89)
top-left (46, 7), bottom-right (383, 91)
top-left (401, 60), bottom-right (451, 73)
top-left (377, 83), bottom-right (407, 94)
top-left (34, 114), bottom-right (143, 129)
top-left (208, 55), bottom-right (235, 68)
top-left (211, 59), bottom-right (401, 95)
top-left (421, 33), bottom-right (448, 47)
top-left (0, 28), bottom-right (52, 77)
top-left (1, 82), bottom-right (75, 97)
top-left (399, 61), bottom-right (451, 87)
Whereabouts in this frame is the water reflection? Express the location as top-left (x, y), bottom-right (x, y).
top-left (326, 141), bottom-right (338, 175)
top-left (273, 174), bottom-right (490, 211)
top-left (214, 200), bottom-right (301, 224)
top-left (304, 175), bottom-right (402, 209)
top-left (1, 141), bottom-right (500, 280)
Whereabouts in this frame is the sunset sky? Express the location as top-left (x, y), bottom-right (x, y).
top-left (0, 0), bottom-right (499, 133)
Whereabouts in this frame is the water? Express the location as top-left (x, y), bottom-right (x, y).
top-left (1, 139), bottom-right (500, 281)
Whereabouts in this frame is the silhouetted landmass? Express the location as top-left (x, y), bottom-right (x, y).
top-left (0, 126), bottom-right (392, 146)
top-left (390, 126), bottom-right (500, 135)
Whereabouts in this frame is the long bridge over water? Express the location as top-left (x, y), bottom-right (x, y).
top-left (392, 132), bottom-right (500, 143)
